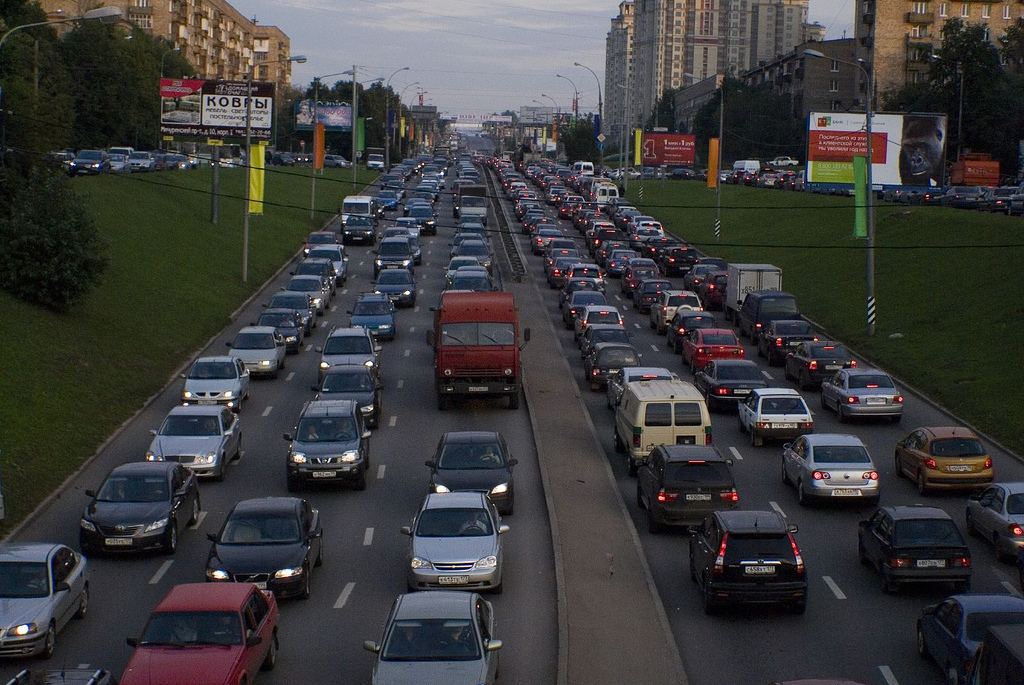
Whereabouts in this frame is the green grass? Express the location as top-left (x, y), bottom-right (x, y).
top-left (627, 180), bottom-right (1024, 454)
top-left (0, 165), bottom-right (378, 535)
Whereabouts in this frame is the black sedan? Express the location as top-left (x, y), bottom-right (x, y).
top-left (756, 319), bottom-right (817, 366)
top-left (583, 342), bottom-right (641, 391)
top-left (205, 497), bottom-right (323, 599)
top-left (313, 365), bottom-right (383, 429)
top-left (426, 432), bottom-right (518, 515)
top-left (784, 341), bottom-right (856, 390)
top-left (693, 359), bottom-right (768, 410)
top-left (373, 268), bottom-right (417, 308)
top-left (254, 308), bottom-right (304, 354)
top-left (79, 462), bottom-right (200, 555)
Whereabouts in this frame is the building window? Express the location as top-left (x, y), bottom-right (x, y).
top-left (960, 3), bottom-right (969, 16)
top-left (939, 2), bottom-right (947, 16)
top-left (981, 4), bottom-right (990, 18)
top-left (829, 79), bottom-right (839, 92)
top-left (1004, 4), bottom-right (1011, 19)
top-left (913, 1), bottom-right (928, 12)
top-left (831, 100), bottom-right (843, 111)
top-left (830, 59), bottom-right (840, 72)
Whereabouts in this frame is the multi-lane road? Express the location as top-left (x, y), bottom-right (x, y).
top-left (3, 136), bottom-right (1023, 685)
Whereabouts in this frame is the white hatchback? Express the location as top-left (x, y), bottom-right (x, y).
top-left (737, 388), bottom-right (813, 447)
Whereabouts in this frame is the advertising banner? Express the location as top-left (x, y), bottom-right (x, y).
top-left (295, 100), bottom-right (352, 131)
top-left (807, 112), bottom-right (948, 188)
top-left (707, 138), bottom-right (720, 189)
top-left (160, 79), bottom-right (275, 141)
top-left (640, 133), bottom-right (696, 166)
top-left (459, 113), bottom-right (514, 124)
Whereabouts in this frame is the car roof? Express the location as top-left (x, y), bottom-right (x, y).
top-left (328, 326), bottom-right (372, 338)
top-left (194, 356), bottom-right (237, 364)
top-left (441, 431), bottom-right (500, 444)
top-left (715, 510), bottom-right (788, 534)
top-left (301, 399), bottom-right (358, 417)
top-left (357, 292), bottom-right (391, 302)
top-left (658, 445), bottom-right (727, 462)
top-left (237, 325), bottom-right (277, 335)
top-left (710, 359), bottom-right (760, 369)
top-left (154, 582), bottom-right (258, 613)
top-left (423, 491), bottom-right (489, 510)
top-left (947, 593), bottom-right (1024, 612)
top-left (166, 404), bottom-right (226, 417)
top-left (261, 308), bottom-right (299, 318)
top-left (751, 387), bottom-right (802, 398)
top-left (0, 542), bottom-right (63, 562)
top-left (883, 505), bottom-right (953, 521)
top-left (801, 433), bottom-right (867, 447)
top-left (109, 461), bottom-right (178, 477)
top-left (230, 496), bottom-right (301, 517)
top-left (394, 590), bottom-right (478, 620)
top-left (920, 426), bottom-right (980, 439)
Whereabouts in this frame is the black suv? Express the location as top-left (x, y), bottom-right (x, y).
top-left (636, 445), bottom-right (738, 533)
top-left (658, 246), bottom-right (698, 277)
top-left (783, 341), bottom-right (856, 390)
top-left (689, 510), bottom-right (807, 614)
top-left (284, 399), bottom-right (371, 491)
top-left (857, 506), bottom-right (972, 594)
top-left (757, 319), bottom-right (818, 366)
top-left (373, 237), bottom-right (415, 277)
top-left (342, 215), bottom-right (376, 245)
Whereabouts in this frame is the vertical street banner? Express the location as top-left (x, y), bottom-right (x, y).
top-left (707, 138), bottom-right (720, 189)
top-left (853, 155), bottom-right (867, 238)
top-left (314, 123), bottom-right (325, 170)
top-left (634, 129), bottom-right (642, 166)
top-left (249, 141), bottom-right (266, 214)
top-left (593, 113), bottom-right (601, 138)
top-left (356, 118), bottom-right (365, 153)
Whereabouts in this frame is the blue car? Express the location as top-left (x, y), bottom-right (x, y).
top-left (375, 190), bottom-right (400, 212)
top-left (373, 268), bottom-right (417, 308)
top-left (348, 293), bottom-right (396, 341)
top-left (917, 593), bottom-right (1024, 684)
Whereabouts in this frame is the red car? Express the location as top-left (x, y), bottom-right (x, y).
top-left (681, 327), bottom-right (744, 373)
top-left (697, 271), bottom-right (728, 310)
top-left (122, 583), bottom-right (279, 685)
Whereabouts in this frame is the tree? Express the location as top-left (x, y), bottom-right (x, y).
top-left (0, 164), bottom-right (108, 311)
top-left (999, 18), bottom-right (1024, 73)
top-left (646, 87), bottom-right (681, 131)
top-left (560, 118), bottom-right (597, 163)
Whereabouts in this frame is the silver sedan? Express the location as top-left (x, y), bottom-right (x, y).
top-left (146, 405), bottom-right (242, 481)
top-left (819, 368), bottom-right (904, 423)
top-left (965, 481), bottom-right (1024, 562)
top-left (782, 433), bottom-right (879, 506)
top-left (401, 492), bottom-right (507, 593)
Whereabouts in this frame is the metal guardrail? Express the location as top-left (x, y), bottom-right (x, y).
top-left (481, 165), bottom-right (527, 283)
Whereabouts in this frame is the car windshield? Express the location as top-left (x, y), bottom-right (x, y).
top-left (930, 438), bottom-right (986, 457)
top-left (438, 443), bottom-right (506, 469)
top-left (760, 397), bottom-right (808, 414)
top-left (308, 234), bottom-right (334, 245)
top-left (588, 311), bottom-right (620, 324)
top-left (160, 415), bottom-right (221, 436)
top-left (409, 207), bottom-right (433, 219)
top-left (188, 361), bottom-right (236, 380)
top-left (232, 332), bottom-right (275, 350)
top-left (724, 534), bottom-right (792, 563)
top-left (308, 248), bottom-right (341, 260)
top-left (573, 294), bottom-right (607, 306)
top-left (416, 508), bottom-right (494, 537)
top-left (716, 365), bottom-right (763, 381)
top-left (295, 416), bottom-right (357, 442)
top-left (591, 329), bottom-right (629, 345)
top-left (259, 313), bottom-right (296, 328)
top-left (0, 562), bottom-right (49, 598)
top-left (440, 322), bottom-right (515, 346)
top-left (376, 271), bottom-right (412, 285)
top-left (1007, 494), bottom-right (1024, 515)
top-left (775, 321), bottom-right (812, 335)
top-left (893, 519), bottom-right (965, 546)
top-left (664, 462), bottom-right (732, 486)
top-left (964, 611), bottom-right (1024, 642)
top-left (97, 475), bottom-right (169, 503)
top-left (760, 298), bottom-right (800, 315)
top-left (810, 445), bottom-right (871, 464)
top-left (140, 610), bottom-right (243, 647)
top-left (382, 618), bottom-right (480, 661)
top-left (353, 301), bottom-right (393, 316)
top-left (288, 279), bottom-right (320, 292)
top-left (702, 333), bottom-right (738, 345)
top-left (462, 196), bottom-right (486, 208)
top-left (849, 374), bottom-right (894, 389)
top-left (448, 258), bottom-right (480, 270)
top-left (322, 371), bottom-right (373, 392)
top-left (347, 215), bottom-right (373, 226)
top-left (457, 243), bottom-right (489, 257)
top-left (78, 150), bottom-right (103, 160)
top-left (270, 295), bottom-right (308, 310)
top-left (597, 348), bottom-right (639, 365)
top-left (220, 513), bottom-right (301, 544)
top-left (450, 276), bottom-right (491, 291)
top-left (324, 335), bottom-right (371, 355)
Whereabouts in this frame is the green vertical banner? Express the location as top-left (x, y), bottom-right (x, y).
top-left (357, 117), bottom-right (366, 154)
top-left (853, 155), bottom-right (868, 238)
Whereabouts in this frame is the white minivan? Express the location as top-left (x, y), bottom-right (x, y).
top-left (614, 379), bottom-right (712, 475)
top-left (572, 161), bottom-right (595, 177)
top-left (732, 160), bottom-right (761, 175)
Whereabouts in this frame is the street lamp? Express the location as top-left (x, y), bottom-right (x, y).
top-left (0, 6), bottom-right (121, 51)
top-left (242, 53), bottom-right (307, 283)
top-left (555, 74), bottom-right (578, 120)
top-left (384, 67), bottom-right (410, 171)
top-left (615, 82), bottom-right (630, 191)
top-left (574, 61), bottom-right (604, 168)
top-left (805, 48), bottom-right (876, 337)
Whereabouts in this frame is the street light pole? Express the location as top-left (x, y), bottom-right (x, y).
top-left (0, 6), bottom-right (121, 51)
top-left (574, 61), bottom-right (603, 169)
top-left (556, 74), bottom-right (578, 120)
top-left (351, 65), bottom-right (359, 190)
top-left (384, 67), bottom-right (410, 171)
top-left (716, 80), bottom-right (724, 243)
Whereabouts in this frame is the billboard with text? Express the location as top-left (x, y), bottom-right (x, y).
top-left (807, 112), bottom-right (948, 188)
top-left (640, 133), bottom-right (696, 166)
top-left (160, 79), bottom-right (275, 141)
top-left (295, 100), bottom-right (352, 131)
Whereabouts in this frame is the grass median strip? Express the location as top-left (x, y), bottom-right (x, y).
top-left (0, 165), bottom-right (377, 536)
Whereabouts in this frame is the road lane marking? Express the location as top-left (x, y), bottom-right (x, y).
top-left (728, 446), bottom-right (743, 461)
top-left (331, 305), bottom-right (337, 312)
top-left (305, 344), bottom-right (314, 352)
top-left (769, 501), bottom-right (787, 518)
top-left (419, 288), bottom-right (425, 294)
top-left (414, 306), bottom-right (420, 312)
top-left (286, 372), bottom-right (295, 381)
top-left (76, 664), bottom-right (89, 669)
top-left (615, 295), bottom-right (623, 301)
top-left (389, 416), bottom-right (397, 427)
top-left (409, 326), bottom-right (416, 333)
top-left (341, 288), bottom-right (348, 295)
top-left (397, 379), bottom-right (404, 389)
top-left (878, 666), bottom-right (899, 685)
top-left (822, 576), bottom-right (847, 599)
top-left (334, 582), bottom-right (356, 609)
top-left (358, 260), bottom-right (365, 266)
top-left (762, 370), bottom-right (774, 380)
top-left (262, 406), bottom-right (273, 417)
top-left (1002, 580), bottom-right (1022, 596)
top-left (149, 560), bottom-right (173, 585)
top-left (633, 323), bottom-right (641, 329)
top-left (650, 344), bottom-right (659, 352)
top-left (188, 511), bottom-right (207, 530)
top-left (363, 528), bottom-right (374, 546)
top-left (377, 464), bottom-right (386, 479)
top-left (404, 349), bottom-right (411, 357)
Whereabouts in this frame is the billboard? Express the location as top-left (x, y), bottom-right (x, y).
top-left (160, 79), bottom-right (275, 141)
top-left (807, 112), bottom-right (948, 188)
top-left (640, 133), bottom-right (696, 166)
top-left (519, 106), bottom-right (552, 125)
top-left (295, 100), bottom-right (352, 131)
top-left (458, 113), bottom-right (514, 124)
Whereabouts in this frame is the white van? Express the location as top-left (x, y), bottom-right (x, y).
top-left (572, 161), bottom-right (595, 177)
top-left (592, 181), bottom-right (619, 206)
top-left (732, 160), bottom-right (761, 175)
top-left (342, 195), bottom-right (374, 223)
top-left (614, 379), bottom-right (712, 475)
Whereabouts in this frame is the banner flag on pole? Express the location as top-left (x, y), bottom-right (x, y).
top-left (356, 117), bottom-right (366, 153)
top-left (853, 155), bottom-right (868, 238)
top-left (707, 138), bottom-right (720, 189)
top-left (314, 124), bottom-right (325, 170)
top-left (633, 129), bottom-right (641, 166)
top-left (249, 141), bottom-right (266, 215)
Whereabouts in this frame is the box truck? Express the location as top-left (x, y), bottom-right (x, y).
top-left (724, 264), bottom-right (782, 321)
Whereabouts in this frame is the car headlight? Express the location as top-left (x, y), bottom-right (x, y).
top-left (364, 360), bottom-right (375, 368)
top-left (285, 336), bottom-right (297, 342)
top-left (410, 556), bottom-right (433, 570)
top-left (222, 391), bottom-right (234, 399)
top-left (474, 556), bottom-right (498, 570)
top-left (260, 360), bottom-right (272, 367)
top-left (290, 452), bottom-right (308, 464)
top-left (340, 450), bottom-right (360, 463)
top-left (206, 569), bottom-right (230, 581)
top-left (360, 404), bottom-right (375, 414)
top-left (145, 451), bottom-right (159, 461)
top-left (80, 519), bottom-right (96, 532)
top-left (491, 482), bottom-right (509, 495)
top-left (183, 391), bottom-right (194, 399)
top-left (375, 259), bottom-right (384, 266)
top-left (143, 518), bottom-right (169, 533)
top-left (320, 361), bottom-right (331, 369)
top-left (11, 623), bottom-right (38, 637)
top-left (402, 259), bottom-right (411, 267)
top-left (433, 484), bottom-right (451, 493)
top-left (312, 297), bottom-right (322, 306)
top-left (275, 566), bottom-right (304, 578)
top-left (401, 290), bottom-right (413, 296)
top-left (195, 451), bottom-right (217, 465)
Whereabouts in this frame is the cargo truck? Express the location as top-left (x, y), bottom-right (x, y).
top-left (365, 147), bottom-right (385, 170)
top-left (964, 624), bottom-right (1024, 685)
top-left (429, 291), bottom-right (530, 410)
top-left (453, 184), bottom-right (489, 225)
top-left (724, 264), bottom-right (782, 321)
top-left (950, 153), bottom-right (1000, 187)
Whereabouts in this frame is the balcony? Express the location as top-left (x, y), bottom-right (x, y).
top-left (905, 36), bottom-right (933, 49)
top-left (905, 12), bottom-right (935, 23)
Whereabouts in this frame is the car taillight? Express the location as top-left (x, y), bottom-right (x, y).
top-left (951, 556), bottom-right (972, 568)
top-left (720, 489), bottom-right (738, 502)
top-left (697, 347), bottom-right (707, 354)
top-left (755, 323), bottom-right (762, 329)
top-left (775, 338), bottom-right (783, 347)
top-left (788, 533), bottom-right (804, 573)
top-left (633, 433), bottom-right (641, 447)
top-left (756, 422), bottom-right (770, 430)
top-left (812, 470), bottom-right (830, 480)
top-left (801, 422), bottom-right (814, 429)
top-left (888, 557), bottom-right (911, 568)
top-left (1008, 524), bottom-right (1024, 536)
top-left (862, 471), bottom-right (879, 480)
top-left (924, 458), bottom-right (938, 470)
top-left (893, 395), bottom-right (904, 403)
top-left (657, 489), bottom-right (678, 502)
top-left (716, 388), bottom-right (731, 395)
top-left (713, 533), bottom-right (729, 574)
top-left (808, 360), bottom-right (818, 370)
top-left (850, 360), bottom-right (858, 368)
top-left (846, 396), bottom-right (860, 404)
top-left (984, 457), bottom-right (992, 469)
top-left (591, 369), bottom-right (599, 376)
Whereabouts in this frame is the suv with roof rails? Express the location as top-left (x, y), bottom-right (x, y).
top-left (689, 509), bottom-right (807, 614)
top-left (284, 399), bottom-right (372, 491)
top-left (316, 327), bottom-right (381, 382)
top-left (636, 445), bottom-right (738, 533)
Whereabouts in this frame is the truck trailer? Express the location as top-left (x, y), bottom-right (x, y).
top-left (724, 264), bottom-right (783, 321)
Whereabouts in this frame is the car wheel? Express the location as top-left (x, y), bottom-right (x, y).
top-left (261, 633), bottom-right (279, 671)
top-left (299, 565), bottom-right (311, 600)
top-left (701, 578), bottom-right (717, 615)
top-left (858, 539), bottom-right (869, 566)
top-left (74, 583), bottom-right (89, 619)
top-left (882, 574), bottom-right (899, 594)
top-left (954, 579), bottom-right (971, 593)
top-left (819, 393), bottom-right (827, 410)
top-left (917, 470), bottom-right (929, 496)
top-left (783, 363), bottom-right (794, 381)
top-left (613, 431), bottom-right (625, 454)
top-left (41, 621), bottom-right (56, 659)
top-left (837, 406), bottom-right (848, 423)
top-left (164, 523), bottom-right (178, 554)
top-left (286, 474), bottom-right (300, 493)
top-left (782, 459), bottom-right (791, 485)
top-left (279, 355), bottom-right (285, 371)
top-left (799, 370), bottom-right (813, 391)
top-left (797, 481), bottom-right (809, 507)
top-left (945, 666), bottom-right (959, 685)
top-left (995, 536), bottom-right (1016, 563)
top-left (188, 496), bottom-right (200, 526)
top-left (647, 508), bottom-right (661, 534)
top-left (508, 390), bottom-right (520, 410)
top-left (215, 460), bottom-right (226, 483)
top-left (894, 453), bottom-right (906, 479)
top-left (353, 468), bottom-right (368, 491)
top-left (437, 394), bottom-right (448, 411)
top-left (315, 542), bottom-right (324, 568)
top-left (916, 623), bottom-right (928, 659)
top-left (636, 484), bottom-right (644, 508)
top-left (787, 600), bottom-right (807, 615)
top-left (751, 430), bottom-right (763, 448)
top-left (627, 459), bottom-right (639, 477)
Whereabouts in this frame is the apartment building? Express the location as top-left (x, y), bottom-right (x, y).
top-left (605, 1), bottom-right (635, 137)
top-left (39, 0), bottom-right (294, 91)
top-left (857, 0), bottom-right (1024, 94)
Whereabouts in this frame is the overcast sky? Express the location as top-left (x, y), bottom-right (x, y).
top-left (235, 0), bottom-right (854, 116)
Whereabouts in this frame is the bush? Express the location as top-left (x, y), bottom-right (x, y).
top-left (0, 164), bottom-right (108, 311)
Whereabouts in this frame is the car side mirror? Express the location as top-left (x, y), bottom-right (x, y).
top-left (85, 489), bottom-right (96, 498)
top-left (207, 533), bottom-right (217, 542)
top-left (782, 443), bottom-right (791, 451)
top-left (498, 524), bottom-right (510, 534)
top-left (225, 341), bottom-right (232, 347)
top-left (425, 460), bottom-right (437, 468)
top-left (127, 637), bottom-right (139, 648)
top-left (289, 270), bottom-right (296, 275)
top-left (523, 328), bottom-right (531, 342)
top-left (55, 580), bottom-right (71, 593)
top-left (726, 459), bottom-right (734, 467)
top-left (787, 524), bottom-right (799, 534)
top-left (363, 640), bottom-right (381, 653)
top-left (362, 430), bottom-right (372, 439)
top-left (283, 433), bottom-right (293, 441)
top-left (245, 634), bottom-right (263, 649)
top-left (179, 373), bottom-right (187, 379)
top-left (968, 492), bottom-right (981, 502)
top-left (485, 639), bottom-right (503, 652)
top-left (315, 346), bottom-right (323, 353)
top-left (310, 385), bottom-right (319, 392)
top-left (400, 525), bottom-right (412, 536)
top-left (375, 345), bottom-right (383, 353)
top-left (508, 459), bottom-right (519, 466)
top-left (149, 429), bottom-right (158, 436)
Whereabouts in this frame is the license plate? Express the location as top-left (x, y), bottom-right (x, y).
top-left (916, 559), bottom-right (946, 568)
top-left (831, 489), bottom-right (862, 497)
top-left (438, 575), bottom-right (470, 585)
top-left (744, 565), bottom-right (776, 575)
top-left (733, 389), bottom-right (750, 395)
top-left (198, 400), bottom-right (216, 405)
top-left (773, 423), bottom-right (797, 429)
top-left (468, 386), bottom-right (488, 392)
top-left (825, 364), bottom-right (841, 370)
top-left (948, 465), bottom-right (973, 472)
top-left (311, 471), bottom-right (336, 478)
top-left (104, 537), bottom-right (133, 547)
top-left (685, 493), bottom-right (712, 501)
top-left (865, 397), bottom-right (886, 405)
top-left (254, 581), bottom-right (268, 589)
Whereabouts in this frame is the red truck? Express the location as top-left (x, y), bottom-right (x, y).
top-left (430, 291), bottom-right (529, 410)
top-left (950, 153), bottom-right (1000, 186)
